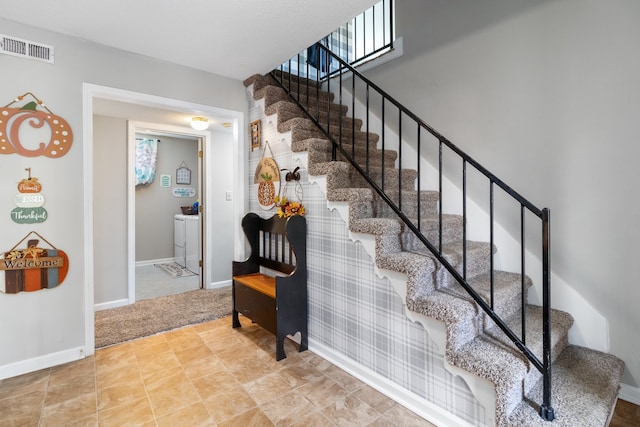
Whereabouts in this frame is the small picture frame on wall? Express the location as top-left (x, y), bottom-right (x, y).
top-left (250, 119), bottom-right (261, 151)
top-left (176, 162), bottom-right (191, 185)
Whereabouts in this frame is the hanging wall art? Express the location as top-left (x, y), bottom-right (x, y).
top-left (250, 119), bottom-right (261, 152)
top-left (253, 141), bottom-right (280, 209)
top-left (0, 92), bottom-right (73, 158)
top-left (176, 161), bottom-right (191, 185)
top-left (0, 231), bottom-right (69, 294)
top-left (11, 168), bottom-right (47, 224)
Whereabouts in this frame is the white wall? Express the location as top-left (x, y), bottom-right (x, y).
top-left (363, 0), bottom-right (640, 387)
top-left (93, 116), bottom-right (128, 305)
top-left (0, 17), bottom-right (246, 377)
top-left (206, 130), bottom-right (235, 284)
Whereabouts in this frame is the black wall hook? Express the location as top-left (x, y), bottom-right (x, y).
top-left (282, 167), bottom-right (301, 182)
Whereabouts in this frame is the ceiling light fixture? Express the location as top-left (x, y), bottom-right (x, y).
top-left (191, 116), bottom-right (209, 130)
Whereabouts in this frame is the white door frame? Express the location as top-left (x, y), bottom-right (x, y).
top-left (82, 83), bottom-right (245, 355)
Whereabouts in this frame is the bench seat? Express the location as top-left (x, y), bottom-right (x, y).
top-left (233, 273), bottom-right (276, 299)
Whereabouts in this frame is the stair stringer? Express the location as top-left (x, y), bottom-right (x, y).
top-left (305, 153), bottom-right (498, 427)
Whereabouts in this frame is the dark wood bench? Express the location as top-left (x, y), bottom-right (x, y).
top-left (232, 213), bottom-right (307, 360)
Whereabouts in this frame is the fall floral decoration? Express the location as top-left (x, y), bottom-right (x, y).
top-left (274, 196), bottom-right (305, 218)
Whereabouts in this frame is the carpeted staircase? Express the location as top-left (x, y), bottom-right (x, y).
top-left (243, 73), bottom-right (624, 427)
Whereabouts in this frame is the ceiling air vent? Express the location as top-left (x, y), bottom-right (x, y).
top-left (1, 34), bottom-right (54, 64)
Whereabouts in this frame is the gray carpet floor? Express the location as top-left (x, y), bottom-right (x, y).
top-left (95, 287), bottom-right (232, 348)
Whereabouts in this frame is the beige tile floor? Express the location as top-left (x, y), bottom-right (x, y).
top-left (0, 316), bottom-right (436, 426)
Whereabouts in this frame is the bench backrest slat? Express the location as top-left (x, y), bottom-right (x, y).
top-left (238, 213), bottom-right (305, 278)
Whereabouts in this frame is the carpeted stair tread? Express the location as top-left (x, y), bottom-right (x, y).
top-left (408, 290), bottom-right (485, 349)
top-left (411, 240), bottom-right (495, 288)
top-left (291, 137), bottom-right (333, 153)
top-left (282, 91), bottom-right (347, 115)
top-left (333, 132), bottom-right (381, 147)
top-left (244, 73), bottom-right (278, 91)
top-left (350, 217), bottom-right (402, 235)
top-left (271, 70), bottom-right (322, 88)
top-left (316, 111), bottom-right (363, 130)
top-left (336, 145), bottom-right (398, 163)
top-left (377, 250), bottom-right (437, 277)
top-left (252, 84), bottom-right (290, 107)
top-left (325, 186), bottom-right (373, 202)
top-left (278, 116), bottom-right (317, 133)
top-left (347, 167), bottom-right (418, 191)
top-left (265, 99), bottom-right (306, 124)
top-left (400, 214), bottom-right (464, 250)
top-left (450, 333), bottom-right (532, 422)
top-left (443, 270), bottom-right (532, 325)
top-left (507, 345), bottom-right (625, 427)
top-left (375, 190), bottom-right (440, 217)
top-left (481, 305), bottom-right (573, 365)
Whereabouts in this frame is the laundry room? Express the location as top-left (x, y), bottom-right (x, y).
top-left (134, 132), bottom-right (201, 299)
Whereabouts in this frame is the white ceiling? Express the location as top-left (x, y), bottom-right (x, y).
top-left (1, 0), bottom-right (378, 81)
top-left (2, 0), bottom-right (377, 132)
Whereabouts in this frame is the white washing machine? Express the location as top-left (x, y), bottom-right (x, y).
top-left (174, 214), bottom-right (200, 273)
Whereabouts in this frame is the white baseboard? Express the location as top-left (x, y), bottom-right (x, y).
top-left (620, 383), bottom-right (640, 406)
top-left (135, 257), bottom-right (174, 267)
top-left (94, 298), bottom-right (129, 312)
top-left (0, 346), bottom-right (85, 381)
top-left (207, 279), bottom-right (231, 290)
top-left (309, 338), bottom-right (477, 427)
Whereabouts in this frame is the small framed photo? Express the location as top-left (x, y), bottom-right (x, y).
top-left (250, 119), bottom-right (261, 151)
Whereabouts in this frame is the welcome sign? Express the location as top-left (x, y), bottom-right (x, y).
top-left (0, 231), bottom-right (69, 294)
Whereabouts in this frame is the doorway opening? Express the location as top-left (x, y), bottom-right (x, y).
top-left (83, 83), bottom-right (245, 353)
top-left (131, 125), bottom-right (203, 302)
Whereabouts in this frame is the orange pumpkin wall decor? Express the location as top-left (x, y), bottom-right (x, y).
top-left (0, 92), bottom-right (73, 158)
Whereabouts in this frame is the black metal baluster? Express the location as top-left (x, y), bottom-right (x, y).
top-left (521, 204), bottom-right (526, 344)
top-left (366, 84), bottom-right (370, 174)
top-left (417, 124), bottom-right (421, 233)
top-left (381, 98), bottom-right (385, 191)
top-left (439, 140), bottom-right (443, 255)
top-left (490, 181), bottom-right (494, 310)
top-left (398, 109), bottom-right (402, 210)
top-left (339, 68), bottom-right (343, 149)
top-left (462, 159), bottom-right (467, 281)
top-left (296, 54), bottom-right (301, 100)
top-left (352, 70), bottom-right (356, 160)
top-left (389, 0), bottom-right (394, 50)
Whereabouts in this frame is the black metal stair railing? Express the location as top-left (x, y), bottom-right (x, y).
top-left (271, 44), bottom-right (555, 421)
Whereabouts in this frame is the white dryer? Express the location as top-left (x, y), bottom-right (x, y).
top-left (174, 214), bottom-right (200, 273)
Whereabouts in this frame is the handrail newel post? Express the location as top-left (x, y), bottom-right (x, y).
top-left (540, 207), bottom-right (555, 421)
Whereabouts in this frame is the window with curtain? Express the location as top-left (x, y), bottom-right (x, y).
top-left (135, 138), bottom-right (159, 186)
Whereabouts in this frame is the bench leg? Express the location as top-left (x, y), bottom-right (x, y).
top-left (276, 333), bottom-right (287, 361)
top-left (232, 310), bottom-right (241, 328)
top-left (299, 332), bottom-right (308, 353)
